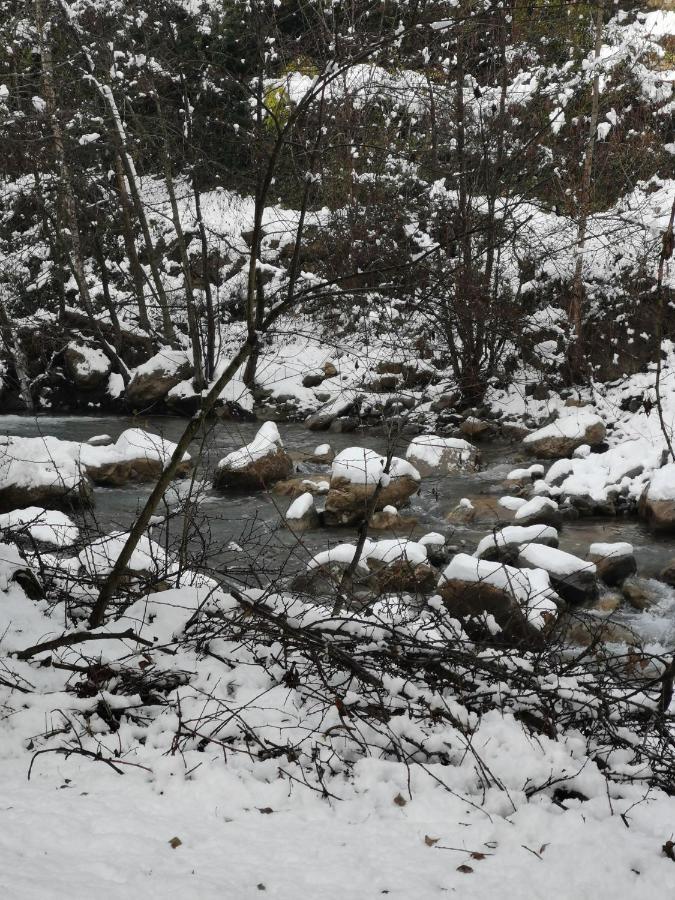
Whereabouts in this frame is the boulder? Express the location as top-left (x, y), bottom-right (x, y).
top-left (639, 464), bottom-right (675, 532)
top-left (589, 542), bottom-right (636, 586)
top-left (126, 350), bottom-right (193, 407)
top-left (437, 554), bottom-right (557, 648)
top-left (214, 422), bottom-right (292, 491)
top-left (64, 342), bottom-right (111, 390)
top-left (323, 448), bottom-right (420, 526)
top-left (285, 492), bottom-right (320, 532)
top-left (660, 559), bottom-right (675, 587)
top-left (446, 496), bottom-right (514, 527)
top-left (523, 412), bottom-right (606, 458)
top-left (460, 417), bottom-right (495, 441)
top-left (302, 372), bottom-right (324, 388)
top-left (517, 543), bottom-right (597, 604)
top-left (83, 428), bottom-right (192, 486)
top-left (622, 578), bottom-right (655, 611)
top-left (308, 443), bottom-right (334, 465)
top-left (273, 476), bottom-right (331, 499)
top-left (405, 435), bottom-right (479, 477)
top-left (513, 496), bottom-right (561, 527)
top-left (305, 391), bottom-right (359, 431)
top-left (475, 524), bottom-right (559, 564)
top-left (0, 435), bottom-right (94, 513)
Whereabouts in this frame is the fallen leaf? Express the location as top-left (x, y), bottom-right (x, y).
top-left (663, 840), bottom-right (675, 862)
top-left (258, 807), bottom-right (274, 815)
top-left (539, 843), bottom-right (550, 855)
top-left (470, 852), bottom-right (486, 860)
top-left (168, 836), bottom-right (182, 849)
top-left (256, 884), bottom-right (266, 891)
top-left (424, 835), bottom-right (439, 847)
top-left (456, 864), bottom-right (474, 874)
top-left (393, 793), bottom-right (407, 807)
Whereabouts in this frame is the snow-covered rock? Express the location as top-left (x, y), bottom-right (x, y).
top-left (475, 524), bottom-right (559, 563)
top-left (324, 448), bottom-right (420, 526)
top-left (405, 435), bottom-right (479, 476)
top-left (0, 436), bottom-right (93, 513)
top-left (83, 428), bottom-right (192, 485)
top-left (640, 463), bottom-right (675, 532)
top-left (126, 349), bottom-right (193, 407)
top-left (438, 553), bottom-right (559, 645)
top-left (589, 541), bottom-right (636, 586)
top-left (523, 412), bottom-right (606, 458)
top-left (214, 422), bottom-right (292, 491)
top-left (64, 342), bottom-right (111, 390)
top-left (517, 543), bottom-right (597, 604)
top-left (0, 507), bottom-right (78, 548)
top-left (285, 492), bottom-right (319, 532)
top-left (513, 495), bottom-right (561, 526)
top-left (78, 532), bottom-right (169, 580)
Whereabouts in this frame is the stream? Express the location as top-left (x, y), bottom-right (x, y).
top-left (3, 413), bottom-right (675, 648)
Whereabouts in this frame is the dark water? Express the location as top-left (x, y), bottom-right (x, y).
top-left (3, 413), bottom-right (675, 645)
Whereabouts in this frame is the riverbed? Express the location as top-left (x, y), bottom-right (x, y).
top-left (3, 413), bottom-right (675, 646)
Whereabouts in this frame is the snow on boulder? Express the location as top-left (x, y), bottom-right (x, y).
top-left (64, 341), bottom-right (111, 390)
top-left (506, 464), bottom-right (544, 484)
top-left (589, 541), bottom-right (636, 586)
top-left (285, 492), bottom-right (319, 532)
top-left (126, 349), bottom-right (193, 407)
top-left (438, 553), bottom-right (559, 646)
top-left (305, 390), bottom-right (360, 431)
top-left (0, 507), bottom-right (78, 548)
top-left (523, 412), bottom-right (606, 458)
top-left (81, 428), bottom-right (192, 485)
top-left (475, 524), bottom-right (559, 563)
top-left (324, 448), bottom-right (420, 526)
top-left (214, 422), bottom-right (292, 491)
top-left (640, 464), bottom-right (675, 532)
top-left (78, 532), bottom-right (170, 581)
top-left (309, 443), bottom-right (334, 464)
top-left (0, 435), bottom-right (93, 513)
top-left (0, 539), bottom-right (43, 599)
top-left (513, 495), bottom-right (561, 526)
top-left (517, 543), bottom-right (597, 604)
top-left (405, 435), bottom-right (479, 476)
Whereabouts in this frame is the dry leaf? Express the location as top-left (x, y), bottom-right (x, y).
top-left (456, 864), bottom-right (474, 874)
top-left (470, 851), bottom-right (486, 860)
top-left (393, 793), bottom-right (407, 807)
top-left (539, 843), bottom-right (550, 855)
top-left (258, 807), bottom-right (274, 815)
top-left (424, 835), bottom-right (439, 847)
top-left (663, 840), bottom-right (675, 862)
top-left (168, 836), bottom-right (182, 849)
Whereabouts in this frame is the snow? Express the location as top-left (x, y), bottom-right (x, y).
top-left (514, 496), bottom-right (559, 521)
top-left (331, 447), bottom-right (420, 486)
top-left (507, 464), bottom-right (545, 480)
top-left (217, 422), bottom-right (283, 471)
top-left (131, 348), bottom-right (189, 378)
top-left (285, 492), bottom-right (314, 520)
top-left (66, 341), bottom-right (109, 377)
top-left (499, 495), bottom-right (526, 511)
top-left (78, 532), bottom-right (168, 578)
top-left (518, 543), bottom-right (596, 579)
top-left (589, 541), bottom-right (634, 558)
top-left (419, 532), bottom-right (445, 547)
top-left (646, 463), bottom-right (675, 502)
top-left (523, 411), bottom-right (604, 445)
top-left (0, 507), bottom-right (78, 546)
top-left (405, 434), bottom-right (475, 470)
top-left (308, 538), bottom-right (427, 571)
top-left (475, 525), bottom-right (559, 560)
top-left (313, 443), bottom-right (331, 456)
top-left (439, 553), bottom-right (559, 628)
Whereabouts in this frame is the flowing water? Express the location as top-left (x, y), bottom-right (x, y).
top-left (3, 413), bottom-right (675, 646)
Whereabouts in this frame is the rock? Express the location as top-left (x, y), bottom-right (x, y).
top-left (126, 350), bottom-right (193, 407)
top-left (0, 476), bottom-right (93, 514)
top-left (84, 428), bottom-right (192, 486)
top-left (329, 416), bottom-right (358, 433)
top-left (323, 361), bottom-right (338, 378)
top-left (438, 555), bottom-right (556, 648)
top-left (517, 543), bottom-right (598, 604)
top-left (590, 591), bottom-right (623, 614)
top-left (475, 524), bottom-right (559, 564)
top-left (405, 435), bottom-right (479, 477)
top-left (87, 434), bottom-right (113, 447)
top-left (214, 422), bottom-right (292, 491)
top-left (302, 373), bottom-right (324, 388)
top-left (273, 476), bottom-right (331, 499)
top-left (367, 558), bottom-right (436, 595)
top-left (561, 615), bottom-right (641, 647)
top-left (285, 492), bottom-right (320, 532)
top-left (446, 496), bottom-right (514, 527)
top-left (369, 505), bottom-right (417, 530)
top-left (375, 360), bottom-right (404, 376)
top-left (305, 391), bottom-right (359, 430)
top-left (513, 496), bottom-right (561, 527)
top-left (460, 417), bottom-right (495, 441)
top-left (639, 464), bottom-right (675, 532)
top-left (589, 542), bottom-right (636, 586)
top-left (323, 448), bottom-right (420, 526)
top-left (660, 560), bottom-right (675, 587)
top-left (308, 443), bottom-right (334, 464)
top-left (64, 342), bottom-right (111, 389)
top-left (622, 578), bottom-right (654, 611)
top-left (523, 412), bottom-right (606, 458)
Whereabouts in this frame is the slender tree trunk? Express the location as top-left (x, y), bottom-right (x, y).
top-left (111, 152), bottom-right (151, 332)
top-left (568, 0), bottom-right (604, 379)
top-left (0, 301), bottom-right (35, 412)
